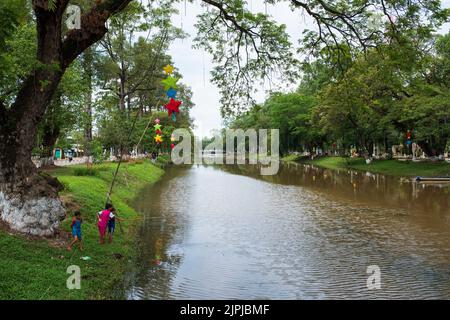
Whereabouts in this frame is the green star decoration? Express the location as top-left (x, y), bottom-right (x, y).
top-left (154, 124), bottom-right (162, 131)
top-left (161, 76), bottom-right (179, 91)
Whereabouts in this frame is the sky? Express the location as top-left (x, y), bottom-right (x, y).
top-left (167, 0), bottom-right (450, 138)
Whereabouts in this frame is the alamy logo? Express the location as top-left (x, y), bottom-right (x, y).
top-left (66, 265), bottom-right (81, 290)
top-left (171, 129), bottom-right (280, 175)
top-left (366, 265), bottom-right (381, 290)
top-left (65, 5), bottom-right (81, 30)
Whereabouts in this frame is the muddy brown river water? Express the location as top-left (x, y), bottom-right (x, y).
top-left (125, 163), bottom-right (450, 299)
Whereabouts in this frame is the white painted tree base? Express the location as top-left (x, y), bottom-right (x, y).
top-left (0, 192), bottom-right (65, 236)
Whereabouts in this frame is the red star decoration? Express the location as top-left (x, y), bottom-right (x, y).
top-left (164, 98), bottom-right (182, 116)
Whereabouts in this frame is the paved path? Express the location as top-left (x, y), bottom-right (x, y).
top-left (33, 155), bottom-right (148, 168)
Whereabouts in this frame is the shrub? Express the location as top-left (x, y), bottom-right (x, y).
top-left (74, 168), bottom-right (99, 177)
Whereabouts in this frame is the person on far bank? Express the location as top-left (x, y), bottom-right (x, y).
top-left (151, 151), bottom-right (157, 164)
top-left (107, 207), bottom-right (123, 244)
top-left (67, 211), bottom-right (83, 251)
top-left (98, 204), bottom-right (112, 244)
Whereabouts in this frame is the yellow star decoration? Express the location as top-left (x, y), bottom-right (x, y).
top-left (163, 64), bottom-right (174, 75)
top-left (154, 135), bottom-right (163, 143)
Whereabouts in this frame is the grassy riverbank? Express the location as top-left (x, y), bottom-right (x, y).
top-left (0, 161), bottom-right (164, 299)
top-left (282, 155), bottom-right (450, 177)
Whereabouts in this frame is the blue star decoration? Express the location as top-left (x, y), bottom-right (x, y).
top-left (166, 88), bottom-right (177, 99)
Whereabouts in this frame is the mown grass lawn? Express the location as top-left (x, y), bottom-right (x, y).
top-left (282, 155), bottom-right (450, 177)
top-left (0, 161), bottom-right (164, 300)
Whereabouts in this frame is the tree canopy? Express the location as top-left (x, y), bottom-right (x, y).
top-left (230, 31), bottom-right (450, 156)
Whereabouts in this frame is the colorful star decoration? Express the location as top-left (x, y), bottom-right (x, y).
top-left (154, 124), bottom-right (162, 131)
top-left (154, 118), bottom-right (160, 124)
top-left (161, 64), bottom-right (182, 126)
top-left (154, 135), bottom-right (163, 144)
top-left (163, 64), bottom-right (174, 75)
top-left (167, 88), bottom-right (177, 99)
top-left (164, 98), bottom-right (182, 116)
top-left (161, 76), bottom-right (179, 91)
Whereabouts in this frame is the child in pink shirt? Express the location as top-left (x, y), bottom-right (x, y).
top-left (97, 204), bottom-right (112, 244)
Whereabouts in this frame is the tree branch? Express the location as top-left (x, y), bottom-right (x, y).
top-left (61, 0), bottom-right (132, 68)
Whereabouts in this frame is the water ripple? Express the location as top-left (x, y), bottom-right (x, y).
top-left (126, 165), bottom-right (450, 300)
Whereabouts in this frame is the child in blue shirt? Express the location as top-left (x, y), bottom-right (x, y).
top-left (67, 211), bottom-right (83, 251)
top-left (107, 207), bottom-right (123, 243)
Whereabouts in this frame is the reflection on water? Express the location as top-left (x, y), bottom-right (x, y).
top-left (125, 163), bottom-right (450, 300)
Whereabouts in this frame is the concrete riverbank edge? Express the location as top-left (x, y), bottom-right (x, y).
top-left (282, 155), bottom-right (450, 177)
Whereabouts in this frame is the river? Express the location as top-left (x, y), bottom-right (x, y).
top-left (124, 162), bottom-right (450, 299)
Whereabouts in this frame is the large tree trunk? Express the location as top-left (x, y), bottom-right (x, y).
top-left (0, 109), bottom-right (65, 236)
top-left (0, 2), bottom-right (67, 236)
top-left (39, 123), bottom-right (60, 167)
top-left (39, 92), bottom-right (63, 167)
top-left (0, 0), bottom-right (132, 236)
